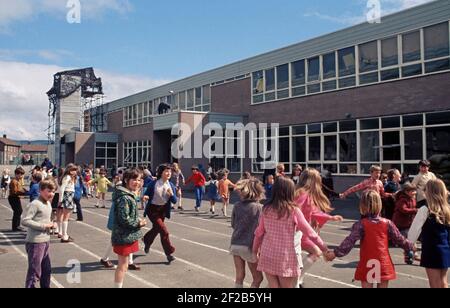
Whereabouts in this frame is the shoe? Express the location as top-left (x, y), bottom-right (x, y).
top-left (166, 255), bottom-right (176, 263)
top-left (76, 219), bottom-right (83, 222)
top-left (95, 204), bottom-right (99, 208)
top-left (12, 227), bottom-right (25, 232)
top-left (128, 264), bottom-right (141, 271)
top-left (61, 237), bottom-right (74, 243)
top-left (178, 206), bottom-right (184, 211)
top-left (100, 259), bottom-right (115, 268)
top-left (143, 239), bottom-right (150, 254)
top-left (57, 233), bottom-right (63, 239)
top-left (195, 207), bottom-right (199, 212)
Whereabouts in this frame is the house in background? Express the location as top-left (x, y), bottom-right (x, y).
top-left (21, 144), bottom-right (49, 166)
top-left (0, 135), bottom-right (21, 165)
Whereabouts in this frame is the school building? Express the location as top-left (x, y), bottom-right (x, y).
top-left (66, 0), bottom-right (450, 189)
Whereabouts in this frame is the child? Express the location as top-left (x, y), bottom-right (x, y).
top-left (253, 177), bottom-right (329, 288)
top-left (21, 180), bottom-right (56, 288)
top-left (326, 190), bottom-right (414, 288)
top-left (230, 179), bottom-right (265, 288)
top-left (28, 173), bottom-right (43, 203)
top-left (58, 164), bottom-right (78, 243)
top-left (241, 171), bottom-right (252, 180)
top-left (185, 165), bottom-right (206, 212)
top-left (143, 164), bottom-right (178, 262)
top-left (111, 168), bottom-right (147, 288)
top-left (264, 175), bottom-right (274, 201)
top-left (1, 169), bottom-right (11, 199)
top-left (219, 170), bottom-right (236, 217)
top-left (8, 167), bottom-right (28, 232)
top-left (295, 168), bottom-right (343, 287)
top-left (89, 169), bottom-right (112, 208)
top-left (170, 163), bottom-right (185, 210)
top-left (392, 183), bottom-right (418, 238)
top-left (412, 160), bottom-right (437, 208)
top-left (383, 169), bottom-right (402, 220)
top-left (206, 173), bottom-right (220, 215)
top-left (408, 179), bottom-right (450, 288)
top-left (340, 165), bottom-right (392, 200)
top-left (73, 167), bottom-right (86, 222)
top-left (275, 163), bottom-right (286, 178)
top-left (291, 165), bottom-right (302, 185)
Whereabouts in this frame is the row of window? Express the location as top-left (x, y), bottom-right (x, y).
top-left (251, 111), bottom-right (450, 175)
top-left (94, 142), bottom-right (118, 172)
top-left (252, 21), bottom-right (450, 104)
top-left (123, 141), bottom-right (152, 167)
top-left (123, 86), bottom-right (212, 127)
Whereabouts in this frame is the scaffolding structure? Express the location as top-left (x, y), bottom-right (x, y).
top-left (46, 68), bottom-right (104, 164)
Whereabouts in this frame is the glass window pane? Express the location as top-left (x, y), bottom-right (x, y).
top-left (277, 89), bottom-right (289, 99)
top-left (322, 80), bottom-right (336, 91)
top-left (308, 124), bottom-right (321, 134)
top-left (403, 114), bottom-right (423, 127)
top-left (96, 148), bottom-right (106, 158)
top-left (203, 85), bottom-right (211, 105)
top-left (291, 60), bottom-right (305, 86)
top-left (253, 71), bottom-right (264, 94)
top-left (424, 22), bottom-right (449, 60)
top-left (202, 104), bottom-right (210, 112)
top-left (186, 89), bottom-right (194, 108)
top-left (383, 131), bottom-right (401, 160)
top-left (179, 92), bottom-right (186, 110)
top-left (426, 111), bottom-right (450, 125)
top-left (425, 58), bottom-right (450, 74)
top-left (309, 136), bottom-right (321, 161)
top-left (404, 164), bottom-right (419, 176)
top-left (292, 86), bottom-right (306, 97)
top-left (361, 131), bottom-right (380, 161)
top-left (359, 41), bottom-right (378, 73)
top-left (404, 130), bottom-right (423, 160)
top-left (382, 37), bottom-right (399, 67)
top-left (265, 68), bottom-right (275, 92)
top-left (293, 125), bottom-right (306, 135)
top-left (293, 136), bottom-right (306, 162)
top-left (402, 64), bottom-right (423, 77)
top-left (253, 95), bottom-right (263, 103)
top-left (360, 118), bottom-right (379, 130)
top-left (338, 76), bottom-right (356, 88)
top-left (402, 31), bottom-right (421, 63)
top-left (277, 64), bottom-right (289, 89)
top-left (381, 68), bottom-right (400, 81)
top-left (340, 120), bottom-right (356, 132)
top-left (279, 138), bottom-right (290, 162)
top-left (340, 164), bottom-right (357, 174)
top-left (324, 135), bottom-right (337, 161)
top-left (195, 87), bottom-right (202, 106)
top-left (323, 122), bottom-right (337, 132)
top-left (382, 117), bottom-right (400, 128)
top-left (323, 164), bottom-right (338, 174)
top-left (340, 133), bottom-right (357, 161)
top-left (323, 52), bottom-right (336, 79)
top-left (107, 148), bottom-right (117, 158)
top-left (279, 127), bottom-right (290, 136)
top-left (338, 47), bottom-right (356, 77)
top-left (307, 83), bottom-right (320, 94)
top-left (359, 72), bottom-right (379, 85)
top-left (427, 126), bottom-right (450, 157)
top-left (265, 92), bottom-right (275, 101)
top-left (308, 57), bottom-right (320, 82)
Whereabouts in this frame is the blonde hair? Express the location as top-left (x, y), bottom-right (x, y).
top-left (425, 179), bottom-right (450, 226)
top-left (359, 190), bottom-right (382, 217)
top-left (370, 165), bottom-right (382, 173)
top-left (235, 179), bottom-right (265, 202)
top-left (172, 163), bottom-right (180, 173)
top-left (296, 168), bottom-right (333, 213)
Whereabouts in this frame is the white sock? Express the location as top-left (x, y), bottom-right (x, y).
top-left (57, 222), bottom-right (62, 234)
top-left (103, 245), bottom-right (113, 261)
top-left (115, 282), bottom-right (123, 288)
top-left (129, 254), bottom-right (134, 265)
top-left (62, 221), bottom-right (69, 240)
top-left (299, 255), bottom-right (316, 285)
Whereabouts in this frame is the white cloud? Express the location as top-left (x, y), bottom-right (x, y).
top-left (0, 60), bottom-right (170, 140)
top-left (0, 49), bottom-right (75, 62)
top-left (0, 0), bottom-right (132, 32)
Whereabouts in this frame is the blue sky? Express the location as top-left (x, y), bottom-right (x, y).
top-left (0, 0), bottom-right (434, 139)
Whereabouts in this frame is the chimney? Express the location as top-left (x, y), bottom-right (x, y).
top-left (2, 134), bottom-right (6, 139)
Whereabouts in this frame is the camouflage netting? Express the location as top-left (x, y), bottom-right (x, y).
top-left (429, 154), bottom-right (450, 190)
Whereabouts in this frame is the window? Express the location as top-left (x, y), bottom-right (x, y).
top-left (95, 142), bottom-right (118, 172)
top-left (340, 120), bottom-right (356, 132)
top-left (340, 133), bottom-right (357, 161)
top-left (359, 72), bottom-right (379, 85)
top-left (424, 22), bottom-right (449, 60)
top-left (123, 140), bottom-right (151, 167)
top-left (291, 60), bottom-right (305, 86)
top-left (293, 136), bottom-right (306, 162)
top-left (253, 71), bottom-right (264, 94)
top-left (381, 68), bottom-right (399, 81)
top-left (425, 59), bottom-right (450, 73)
top-left (323, 122), bottom-right (337, 133)
top-left (361, 118), bottom-right (379, 130)
top-left (323, 52), bottom-right (336, 79)
top-left (359, 41), bottom-right (378, 73)
top-left (338, 47), bottom-right (356, 77)
top-left (179, 91), bottom-right (186, 110)
top-left (322, 80), bottom-right (337, 91)
top-left (404, 130), bottom-right (423, 160)
top-left (308, 124), bottom-right (321, 134)
top-left (402, 63), bottom-right (422, 77)
top-left (427, 111), bottom-right (450, 125)
top-left (203, 85), bottom-right (211, 106)
top-left (186, 89), bottom-right (194, 108)
top-left (382, 117), bottom-right (400, 128)
top-left (427, 126), bottom-right (450, 157)
top-left (279, 137), bottom-right (290, 163)
top-left (324, 135), bottom-right (337, 161)
top-left (265, 68), bottom-right (275, 92)
top-left (308, 136), bottom-right (321, 161)
top-left (402, 31), bottom-right (421, 63)
top-left (382, 131), bottom-right (401, 160)
top-left (403, 114), bottom-right (423, 127)
top-left (277, 64), bottom-right (289, 89)
top-left (338, 76), bottom-right (356, 88)
top-left (360, 131), bottom-right (379, 161)
top-left (195, 87), bottom-right (202, 106)
top-left (382, 37), bottom-right (398, 67)
top-left (308, 57), bottom-right (320, 82)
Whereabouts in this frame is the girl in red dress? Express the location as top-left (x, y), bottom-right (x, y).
top-left (326, 190), bottom-right (414, 288)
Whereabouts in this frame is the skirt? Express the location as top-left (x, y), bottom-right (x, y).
top-left (62, 191), bottom-right (75, 210)
top-left (230, 245), bottom-right (257, 263)
top-left (113, 241), bottom-right (139, 257)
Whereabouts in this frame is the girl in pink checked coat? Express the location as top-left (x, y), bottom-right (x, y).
top-left (253, 177), bottom-right (330, 288)
top-left (295, 168), bottom-right (343, 287)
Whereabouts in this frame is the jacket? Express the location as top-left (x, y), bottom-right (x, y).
top-left (392, 191), bottom-right (418, 229)
top-left (144, 180), bottom-right (178, 219)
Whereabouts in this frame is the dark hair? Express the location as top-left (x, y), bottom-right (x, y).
top-left (59, 164), bottom-right (77, 185)
top-left (419, 160), bottom-right (431, 167)
top-left (242, 171), bottom-right (252, 180)
top-left (210, 172), bottom-right (218, 181)
top-left (265, 176), bottom-right (297, 219)
top-left (14, 167), bottom-right (25, 175)
top-left (156, 164), bottom-right (172, 179)
top-left (387, 169), bottom-right (399, 181)
top-left (40, 179), bottom-right (56, 192)
top-left (32, 172), bottom-right (43, 183)
top-left (122, 168), bottom-right (142, 187)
